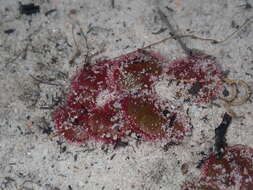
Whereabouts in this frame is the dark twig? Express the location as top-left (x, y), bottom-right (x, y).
top-left (69, 20), bottom-right (91, 65)
top-left (45, 9), bottom-right (57, 16)
top-left (214, 113), bottom-right (232, 159)
top-left (157, 8), bottom-right (193, 56)
top-left (19, 2), bottom-right (40, 15)
top-left (79, 26), bottom-right (91, 64)
top-left (238, 0), bottom-right (252, 9)
top-left (30, 74), bottom-right (62, 86)
top-left (111, 0), bottom-right (115, 8)
top-left (40, 94), bottom-right (62, 110)
top-left (4, 29), bottom-right (15, 34)
top-left (4, 47), bottom-right (27, 66)
top-left (113, 141), bottom-right (128, 149)
top-left (4, 24), bottom-right (42, 67)
top-left (152, 27), bottom-right (167, 35)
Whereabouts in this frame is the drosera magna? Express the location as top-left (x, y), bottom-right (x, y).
top-left (181, 144), bottom-right (253, 190)
top-left (52, 49), bottom-right (227, 145)
top-left (201, 145), bottom-right (253, 190)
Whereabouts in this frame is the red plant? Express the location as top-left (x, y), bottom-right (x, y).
top-left (181, 145), bottom-right (253, 190)
top-left (53, 50), bottom-right (223, 144)
top-left (201, 145), bottom-right (253, 190)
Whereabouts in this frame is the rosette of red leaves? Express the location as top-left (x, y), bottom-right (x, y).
top-left (181, 145), bottom-right (253, 190)
top-left (53, 50), bottom-right (223, 144)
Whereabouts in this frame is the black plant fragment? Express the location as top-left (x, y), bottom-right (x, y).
top-left (214, 113), bottom-right (232, 158)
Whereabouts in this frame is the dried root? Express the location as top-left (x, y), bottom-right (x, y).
top-left (42, 132), bottom-right (59, 142)
top-left (220, 78), bottom-right (251, 106)
top-left (219, 78), bottom-right (238, 102)
top-left (220, 78), bottom-right (251, 118)
top-left (223, 102), bottom-right (237, 118)
top-left (229, 80), bottom-right (251, 106)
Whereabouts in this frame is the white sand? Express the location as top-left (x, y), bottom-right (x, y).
top-left (0, 0), bottom-right (253, 189)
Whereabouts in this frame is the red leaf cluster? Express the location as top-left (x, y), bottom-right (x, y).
top-left (53, 50), bottom-right (223, 144)
top-left (182, 145), bottom-right (253, 190)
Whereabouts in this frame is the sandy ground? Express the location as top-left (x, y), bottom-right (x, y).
top-left (0, 0), bottom-right (253, 189)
